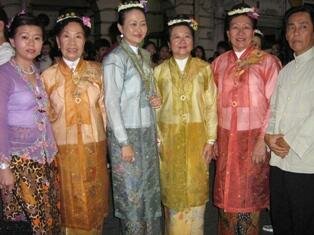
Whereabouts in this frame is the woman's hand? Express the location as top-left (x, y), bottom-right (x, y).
top-left (203, 143), bottom-right (214, 164)
top-left (213, 142), bottom-right (218, 160)
top-left (0, 168), bottom-right (15, 191)
top-left (121, 145), bottom-right (135, 163)
top-left (252, 138), bottom-right (267, 164)
top-left (149, 95), bottom-right (162, 109)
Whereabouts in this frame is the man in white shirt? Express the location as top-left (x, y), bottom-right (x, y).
top-left (265, 5), bottom-right (314, 235)
top-left (0, 7), bottom-right (14, 65)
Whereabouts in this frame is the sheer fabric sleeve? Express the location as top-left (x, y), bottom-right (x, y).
top-left (203, 65), bottom-right (218, 143)
top-left (0, 74), bottom-right (12, 163)
top-left (259, 56), bottom-right (281, 137)
top-left (99, 73), bottom-right (107, 131)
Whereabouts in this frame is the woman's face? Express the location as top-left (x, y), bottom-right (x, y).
top-left (159, 46), bottom-right (170, 60)
top-left (195, 47), bottom-right (204, 58)
top-left (118, 9), bottom-right (147, 47)
top-left (56, 21), bottom-right (85, 61)
top-left (145, 43), bottom-right (156, 55)
top-left (227, 15), bottom-right (254, 52)
top-left (10, 25), bottom-right (43, 63)
top-left (169, 25), bottom-right (193, 59)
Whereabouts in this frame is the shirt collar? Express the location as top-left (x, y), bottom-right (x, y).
top-left (234, 49), bottom-right (246, 59)
top-left (63, 57), bottom-right (80, 71)
top-left (294, 46), bottom-right (314, 64)
top-left (129, 44), bottom-right (139, 54)
top-left (174, 57), bottom-right (189, 72)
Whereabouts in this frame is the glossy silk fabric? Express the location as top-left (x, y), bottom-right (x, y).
top-left (154, 57), bottom-right (217, 210)
top-left (212, 47), bottom-right (281, 212)
top-left (103, 40), bottom-right (161, 229)
top-left (42, 59), bottom-right (109, 232)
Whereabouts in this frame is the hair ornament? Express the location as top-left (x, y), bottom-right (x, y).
top-left (81, 16), bottom-right (91, 28)
top-left (254, 29), bottom-right (264, 37)
top-left (118, 1), bottom-right (145, 12)
top-left (167, 18), bottom-right (198, 31)
top-left (56, 12), bottom-right (92, 28)
top-left (6, 9), bottom-right (26, 29)
top-left (139, 0), bottom-right (148, 12)
top-left (227, 7), bottom-right (259, 19)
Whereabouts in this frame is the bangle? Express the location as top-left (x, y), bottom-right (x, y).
top-left (0, 162), bottom-right (9, 169)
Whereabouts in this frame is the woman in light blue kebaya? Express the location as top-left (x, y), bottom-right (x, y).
top-left (103, 1), bottom-right (161, 234)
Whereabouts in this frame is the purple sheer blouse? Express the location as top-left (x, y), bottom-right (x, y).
top-left (0, 61), bottom-right (57, 164)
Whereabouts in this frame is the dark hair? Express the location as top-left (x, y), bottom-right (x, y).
top-left (8, 12), bottom-right (44, 39)
top-left (217, 40), bottom-right (230, 51)
top-left (43, 40), bottom-right (52, 47)
top-left (53, 11), bottom-right (90, 37)
top-left (159, 44), bottom-right (169, 50)
top-left (167, 15), bottom-right (194, 41)
top-left (118, 0), bottom-right (146, 26)
top-left (37, 13), bottom-right (50, 28)
top-left (284, 5), bottom-right (314, 30)
top-left (0, 7), bottom-right (9, 40)
top-left (192, 45), bottom-right (206, 60)
top-left (0, 7), bottom-right (8, 25)
top-left (109, 22), bottom-right (120, 44)
top-left (225, 3), bottom-right (258, 30)
top-left (95, 38), bottom-right (111, 50)
top-left (83, 40), bottom-right (96, 60)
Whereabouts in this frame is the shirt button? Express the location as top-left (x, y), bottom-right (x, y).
top-left (181, 113), bottom-right (188, 120)
top-left (232, 101), bottom-right (237, 107)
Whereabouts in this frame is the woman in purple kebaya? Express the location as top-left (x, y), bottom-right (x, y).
top-left (0, 12), bottom-right (60, 233)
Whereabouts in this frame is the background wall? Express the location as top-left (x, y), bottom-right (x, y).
top-left (1, 0), bottom-right (297, 58)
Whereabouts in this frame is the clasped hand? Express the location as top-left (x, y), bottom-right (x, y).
top-left (265, 134), bottom-right (290, 158)
top-left (149, 95), bottom-right (162, 109)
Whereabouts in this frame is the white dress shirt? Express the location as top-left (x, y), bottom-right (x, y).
top-left (267, 46), bottom-right (314, 173)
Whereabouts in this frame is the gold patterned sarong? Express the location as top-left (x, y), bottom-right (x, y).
top-left (57, 142), bottom-right (108, 233)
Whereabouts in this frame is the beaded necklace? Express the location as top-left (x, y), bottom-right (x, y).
top-left (9, 59), bottom-right (49, 130)
top-left (10, 58), bottom-right (35, 75)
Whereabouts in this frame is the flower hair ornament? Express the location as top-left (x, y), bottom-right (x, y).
top-left (118, 1), bottom-right (147, 12)
top-left (6, 9), bottom-right (26, 29)
top-left (167, 18), bottom-right (199, 31)
top-left (254, 29), bottom-right (264, 37)
top-left (56, 12), bottom-right (92, 28)
top-left (227, 7), bottom-right (259, 19)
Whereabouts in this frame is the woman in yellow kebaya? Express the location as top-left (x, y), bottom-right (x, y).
top-left (154, 15), bottom-right (217, 235)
